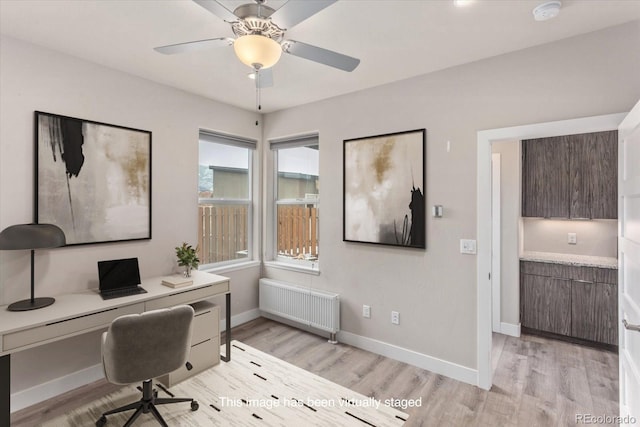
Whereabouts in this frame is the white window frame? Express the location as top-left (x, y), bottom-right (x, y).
top-left (270, 134), bottom-right (320, 272)
top-left (198, 130), bottom-right (256, 269)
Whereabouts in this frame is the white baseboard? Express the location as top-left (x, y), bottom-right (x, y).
top-left (11, 308), bottom-right (262, 413)
top-left (11, 363), bottom-right (104, 413)
top-left (337, 330), bottom-right (478, 387)
top-left (499, 322), bottom-right (521, 337)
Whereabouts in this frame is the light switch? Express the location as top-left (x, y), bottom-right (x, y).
top-left (460, 239), bottom-right (477, 254)
top-left (568, 233), bottom-right (577, 245)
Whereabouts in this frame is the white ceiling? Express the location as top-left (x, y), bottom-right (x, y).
top-left (1, 0), bottom-right (639, 113)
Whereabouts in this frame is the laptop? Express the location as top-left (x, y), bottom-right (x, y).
top-left (98, 257), bottom-right (147, 300)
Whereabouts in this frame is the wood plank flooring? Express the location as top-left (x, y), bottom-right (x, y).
top-left (11, 317), bottom-right (619, 426)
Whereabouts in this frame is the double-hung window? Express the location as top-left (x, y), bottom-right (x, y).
top-left (270, 134), bottom-right (319, 269)
top-left (198, 130), bottom-right (255, 268)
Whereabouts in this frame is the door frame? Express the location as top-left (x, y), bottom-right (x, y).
top-left (476, 112), bottom-right (626, 390)
top-left (491, 153), bottom-right (501, 333)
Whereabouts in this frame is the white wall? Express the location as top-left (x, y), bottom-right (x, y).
top-left (491, 141), bottom-right (521, 327)
top-left (0, 36), bottom-right (262, 396)
top-left (262, 21), bottom-right (640, 370)
top-left (522, 218), bottom-right (618, 257)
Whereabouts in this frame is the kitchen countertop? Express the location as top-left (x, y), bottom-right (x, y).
top-left (520, 251), bottom-right (618, 269)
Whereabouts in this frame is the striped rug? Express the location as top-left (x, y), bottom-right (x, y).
top-left (43, 341), bottom-right (408, 426)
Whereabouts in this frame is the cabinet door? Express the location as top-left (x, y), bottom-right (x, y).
top-left (522, 137), bottom-right (570, 217)
top-left (521, 274), bottom-right (571, 335)
top-left (569, 131), bottom-right (618, 219)
top-left (571, 280), bottom-right (618, 345)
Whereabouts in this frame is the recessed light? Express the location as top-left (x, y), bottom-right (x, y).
top-left (454, 0), bottom-right (474, 7)
top-left (533, 1), bottom-right (561, 21)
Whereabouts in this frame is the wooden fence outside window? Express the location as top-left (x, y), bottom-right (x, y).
top-left (277, 204), bottom-right (319, 260)
top-left (198, 204), bottom-right (248, 265)
top-left (197, 204), bottom-right (319, 265)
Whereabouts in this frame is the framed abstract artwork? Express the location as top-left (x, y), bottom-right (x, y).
top-left (35, 111), bottom-right (152, 246)
top-left (343, 129), bottom-right (426, 249)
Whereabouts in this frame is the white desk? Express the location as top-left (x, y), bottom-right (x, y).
top-left (0, 270), bottom-right (231, 424)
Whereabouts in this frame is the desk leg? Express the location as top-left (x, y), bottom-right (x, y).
top-left (221, 293), bottom-right (231, 362)
top-left (1, 354), bottom-right (9, 426)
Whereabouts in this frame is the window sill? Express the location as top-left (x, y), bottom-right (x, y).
top-left (263, 261), bottom-right (320, 276)
top-left (201, 260), bottom-right (261, 275)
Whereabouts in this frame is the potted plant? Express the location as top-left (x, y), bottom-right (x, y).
top-left (175, 242), bottom-right (199, 277)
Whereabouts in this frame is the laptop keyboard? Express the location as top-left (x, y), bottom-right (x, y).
top-left (101, 286), bottom-right (147, 300)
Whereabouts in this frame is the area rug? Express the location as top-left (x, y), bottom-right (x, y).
top-left (43, 340), bottom-right (408, 426)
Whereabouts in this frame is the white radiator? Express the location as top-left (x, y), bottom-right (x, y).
top-left (259, 278), bottom-right (340, 342)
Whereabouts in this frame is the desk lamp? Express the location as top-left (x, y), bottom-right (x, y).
top-left (0, 223), bottom-right (66, 311)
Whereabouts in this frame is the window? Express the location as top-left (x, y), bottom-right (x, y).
top-left (271, 134), bottom-right (319, 268)
top-left (198, 131), bottom-right (255, 268)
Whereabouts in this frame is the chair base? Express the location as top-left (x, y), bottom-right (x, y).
top-left (96, 379), bottom-right (198, 427)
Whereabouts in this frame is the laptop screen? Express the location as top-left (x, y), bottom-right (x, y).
top-left (98, 258), bottom-right (141, 292)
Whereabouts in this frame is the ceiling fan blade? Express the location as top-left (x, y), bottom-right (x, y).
top-left (282, 40), bottom-right (360, 72)
top-left (192, 0), bottom-right (238, 22)
top-left (256, 68), bottom-right (274, 89)
top-left (154, 37), bottom-right (233, 55)
top-left (270, 0), bottom-right (337, 30)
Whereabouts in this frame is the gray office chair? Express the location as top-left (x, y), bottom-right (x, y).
top-left (96, 305), bottom-right (199, 427)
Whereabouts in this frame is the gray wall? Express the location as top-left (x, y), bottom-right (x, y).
top-left (262, 21), bottom-right (640, 369)
top-left (0, 36), bottom-right (262, 394)
top-left (522, 218), bottom-right (618, 257)
top-left (1, 20), bottom-right (639, 403)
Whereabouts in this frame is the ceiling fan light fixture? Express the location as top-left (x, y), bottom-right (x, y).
top-left (233, 34), bottom-right (282, 70)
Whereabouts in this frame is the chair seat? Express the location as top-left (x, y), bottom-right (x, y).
top-left (97, 305), bottom-right (199, 426)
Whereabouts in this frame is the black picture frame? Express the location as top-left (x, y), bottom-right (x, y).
top-left (343, 129), bottom-right (426, 249)
top-left (35, 111), bottom-right (152, 246)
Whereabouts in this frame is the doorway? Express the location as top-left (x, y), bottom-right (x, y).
top-left (476, 112), bottom-right (626, 389)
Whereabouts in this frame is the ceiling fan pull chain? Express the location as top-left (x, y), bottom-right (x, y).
top-left (256, 70), bottom-right (262, 111)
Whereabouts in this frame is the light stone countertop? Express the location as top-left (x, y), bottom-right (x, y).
top-left (520, 251), bottom-right (618, 269)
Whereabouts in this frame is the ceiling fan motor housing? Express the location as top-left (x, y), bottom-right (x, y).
top-left (232, 3), bottom-right (284, 40)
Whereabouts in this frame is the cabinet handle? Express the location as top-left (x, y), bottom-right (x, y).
top-left (623, 319), bottom-right (640, 332)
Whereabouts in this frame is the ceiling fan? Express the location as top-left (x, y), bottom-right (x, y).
top-left (154, 0), bottom-right (360, 90)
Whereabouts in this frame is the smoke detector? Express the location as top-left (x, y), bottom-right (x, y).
top-left (533, 1), bottom-right (561, 21)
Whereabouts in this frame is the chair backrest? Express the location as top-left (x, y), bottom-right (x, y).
top-left (102, 305), bottom-right (195, 385)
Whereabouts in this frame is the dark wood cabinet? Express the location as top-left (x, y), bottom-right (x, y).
top-left (520, 261), bottom-right (618, 346)
top-left (521, 273), bottom-right (571, 335)
top-left (522, 136), bottom-right (570, 218)
top-left (571, 279), bottom-right (618, 345)
top-left (522, 131), bottom-right (617, 219)
top-left (569, 131), bottom-right (618, 219)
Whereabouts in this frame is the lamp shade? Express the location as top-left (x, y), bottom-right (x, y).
top-left (0, 223), bottom-right (66, 250)
top-left (233, 35), bottom-right (282, 69)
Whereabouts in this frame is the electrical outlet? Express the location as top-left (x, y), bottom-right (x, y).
top-left (391, 311), bottom-right (400, 325)
top-left (568, 233), bottom-right (577, 245)
top-left (363, 305), bottom-right (371, 319)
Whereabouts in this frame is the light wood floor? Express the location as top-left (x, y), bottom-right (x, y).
top-left (12, 318), bottom-right (619, 426)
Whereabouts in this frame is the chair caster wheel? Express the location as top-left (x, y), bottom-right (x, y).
top-left (96, 416), bottom-right (107, 427)
top-left (191, 400), bottom-right (199, 411)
